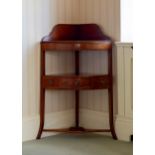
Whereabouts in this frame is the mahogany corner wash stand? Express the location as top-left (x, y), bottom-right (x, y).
top-left (36, 24), bottom-right (117, 140)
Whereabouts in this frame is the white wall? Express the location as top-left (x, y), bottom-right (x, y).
top-left (121, 0), bottom-right (133, 41)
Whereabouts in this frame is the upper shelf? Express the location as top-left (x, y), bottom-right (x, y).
top-left (41, 24), bottom-right (112, 51)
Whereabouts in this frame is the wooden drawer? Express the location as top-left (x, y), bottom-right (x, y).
top-left (43, 76), bottom-right (76, 89)
top-left (42, 75), bottom-right (110, 90)
top-left (42, 76), bottom-right (91, 90)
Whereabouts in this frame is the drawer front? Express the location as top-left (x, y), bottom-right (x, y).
top-left (79, 42), bottom-right (111, 50)
top-left (79, 78), bottom-right (91, 89)
top-left (43, 77), bottom-right (76, 89)
top-left (91, 76), bottom-right (111, 89)
top-left (42, 76), bottom-right (111, 90)
top-left (42, 77), bottom-right (91, 90)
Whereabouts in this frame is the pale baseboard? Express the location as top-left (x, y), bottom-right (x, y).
top-left (22, 110), bottom-right (74, 141)
top-left (115, 115), bottom-right (133, 141)
top-left (80, 109), bottom-right (133, 141)
top-left (23, 109), bottom-right (132, 142)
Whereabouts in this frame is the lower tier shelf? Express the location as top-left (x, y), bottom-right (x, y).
top-left (42, 74), bottom-right (112, 90)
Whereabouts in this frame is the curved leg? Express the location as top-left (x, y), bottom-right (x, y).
top-left (37, 49), bottom-right (45, 139)
top-left (108, 88), bottom-right (117, 140)
top-left (36, 88), bottom-right (45, 139)
top-left (108, 47), bottom-right (117, 140)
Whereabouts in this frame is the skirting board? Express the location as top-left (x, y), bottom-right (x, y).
top-left (22, 110), bottom-right (75, 141)
top-left (22, 109), bottom-right (132, 142)
top-left (80, 109), bottom-right (133, 141)
top-left (115, 115), bottom-right (133, 141)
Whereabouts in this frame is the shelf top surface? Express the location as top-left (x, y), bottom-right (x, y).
top-left (41, 24), bottom-right (112, 43)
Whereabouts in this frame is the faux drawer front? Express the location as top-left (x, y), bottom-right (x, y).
top-left (42, 76), bottom-right (91, 90)
top-left (43, 76), bottom-right (77, 89)
top-left (91, 76), bottom-right (111, 89)
top-left (42, 75), bottom-right (110, 90)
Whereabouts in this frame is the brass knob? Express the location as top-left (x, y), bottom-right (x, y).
top-left (75, 43), bottom-right (81, 49)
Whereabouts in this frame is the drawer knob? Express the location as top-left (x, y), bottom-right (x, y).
top-left (75, 43), bottom-right (81, 49)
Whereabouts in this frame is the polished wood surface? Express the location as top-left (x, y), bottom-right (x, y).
top-left (42, 24), bottom-right (111, 41)
top-left (41, 24), bottom-right (112, 51)
top-left (42, 75), bottom-right (111, 90)
top-left (37, 24), bottom-right (117, 140)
